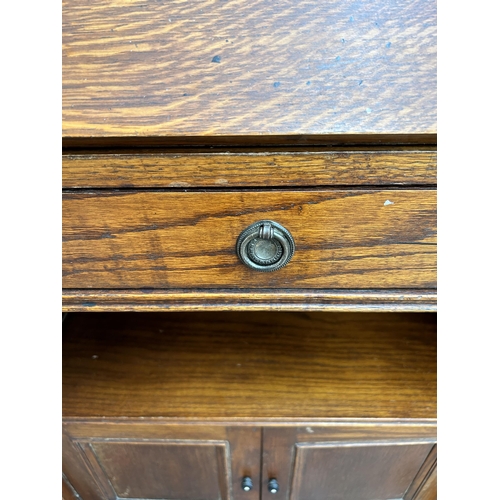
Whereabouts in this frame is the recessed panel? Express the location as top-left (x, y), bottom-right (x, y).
top-left (91, 441), bottom-right (230, 500)
top-left (291, 441), bottom-right (433, 500)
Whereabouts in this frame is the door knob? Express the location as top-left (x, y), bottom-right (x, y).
top-left (236, 220), bottom-right (295, 272)
top-left (268, 478), bottom-right (279, 494)
top-left (241, 476), bottom-right (253, 492)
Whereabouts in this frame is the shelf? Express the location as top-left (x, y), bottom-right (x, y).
top-left (63, 311), bottom-right (436, 420)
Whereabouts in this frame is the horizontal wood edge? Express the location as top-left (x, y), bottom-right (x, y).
top-left (63, 149), bottom-right (436, 188)
top-left (63, 417), bottom-right (437, 426)
top-left (62, 134), bottom-right (437, 149)
top-left (63, 145), bottom-right (437, 155)
top-left (62, 289), bottom-right (437, 312)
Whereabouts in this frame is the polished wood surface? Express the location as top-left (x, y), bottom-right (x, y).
top-left (63, 189), bottom-right (436, 289)
top-left (93, 441), bottom-right (230, 500)
top-left (413, 465), bottom-right (437, 500)
top-left (63, 423), bottom-right (261, 500)
top-left (291, 442), bottom-right (433, 500)
top-left (62, 0), bottom-right (438, 496)
top-left (63, 432), bottom-right (103, 500)
top-left (62, 475), bottom-right (79, 500)
top-left (62, 312), bottom-right (436, 419)
top-left (262, 427), bottom-right (436, 500)
top-left (404, 444), bottom-right (437, 500)
top-left (63, 0), bottom-right (436, 140)
top-left (62, 288), bottom-right (437, 312)
top-left (63, 148), bottom-right (436, 188)
top-left (63, 420), bottom-right (436, 500)
top-left (63, 421), bottom-right (436, 500)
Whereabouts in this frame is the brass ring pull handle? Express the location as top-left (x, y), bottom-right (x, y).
top-left (236, 220), bottom-right (295, 272)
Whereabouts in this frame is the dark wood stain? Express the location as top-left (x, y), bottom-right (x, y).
top-left (92, 441), bottom-right (229, 500)
top-left (63, 420), bottom-right (436, 500)
top-left (262, 426), bottom-right (436, 500)
top-left (63, 133), bottom-right (437, 148)
top-left (404, 445), bottom-right (437, 500)
top-left (62, 475), bottom-right (79, 500)
top-left (63, 424), bottom-right (261, 500)
top-left (62, 311), bottom-right (436, 419)
top-left (290, 442), bottom-right (433, 500)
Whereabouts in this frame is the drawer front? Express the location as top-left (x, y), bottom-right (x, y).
top-left (63, 189), bottom-right (436, 289)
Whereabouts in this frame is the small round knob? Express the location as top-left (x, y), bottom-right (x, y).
top-left (268, 478), bottom-right (279, 494)
top-left (241, 477), bottom-right (253, 492)
top-left (236, 220), bottom-right (295, 272)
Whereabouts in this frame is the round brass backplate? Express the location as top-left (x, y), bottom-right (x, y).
top-left (236, 220), bottom-right (295, 272)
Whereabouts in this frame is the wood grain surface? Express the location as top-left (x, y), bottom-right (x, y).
top-left (62, 311), bottom-right (437, 419)
top-left (63, 0), bottom-right (436, 139)
top-left (62, 189), bottom-right (436, 289)
top-left (262, 427), bottom-right (436, 500)
top-left (91, 440), bottom-right (231, 500)
top-left (404, 444), bottom-right (437, 500)
top-left (63, 421), bottom-right (435, 499)
top-left (63, 148), bottom-right (436, 188)
top-left (63, 424), bottom-right (262, 500)
top-left (62, 475), bottom-right (79, 500)
top-left (62, 288), bottom-right (437, 312)
top-left (290, 441), bottom-right (433, 500)
top-left (413, 464), bottom-right (437, 500)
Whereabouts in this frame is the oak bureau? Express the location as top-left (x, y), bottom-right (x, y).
top-left (62, 0), bottom-right (437, 498)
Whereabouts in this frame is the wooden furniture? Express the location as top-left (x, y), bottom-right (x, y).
top-left (62, 0), bottom-right (437, 497)
top-left (63, 312), bottom-right (437, 500)
top-left (62, 0), bottom-right (436, 312)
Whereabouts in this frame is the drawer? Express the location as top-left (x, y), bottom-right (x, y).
top-left (63, 189), bottom-right (436, 290)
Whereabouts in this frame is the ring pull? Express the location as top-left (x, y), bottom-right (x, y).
top-left (236, 220), bottom-right (295, 272)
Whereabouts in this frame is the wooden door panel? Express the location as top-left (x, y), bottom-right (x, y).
top-left (403, 445), bottom-right (437, 500)
top-left (87, 440), bottom-right (230, 500)
top-left (412, 465), bottom-right (437, 500)
top-left (290, 441), bottom-right (433, 500)
top-left (262, 425), bottom-right (437, 500)
top-left (63, 422), bottom-right (261, 500)
top-left (62, 475), bottom-right (79, 500)
top-left (63, 432), bottom-right (106, 500)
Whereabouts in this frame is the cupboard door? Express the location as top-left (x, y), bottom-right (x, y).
top-left (62, 474), bottom-right (79, 500)
top-left (291, 441), bottom-right (433, 500)
top-left (89, 440), bottom-right (230, 500)
top-left (63, 422), bottom-right (261, 500)
top-left (412, 465), bottom-right (437, 500)
top-left (262, 425), bottom-right (437, 500)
